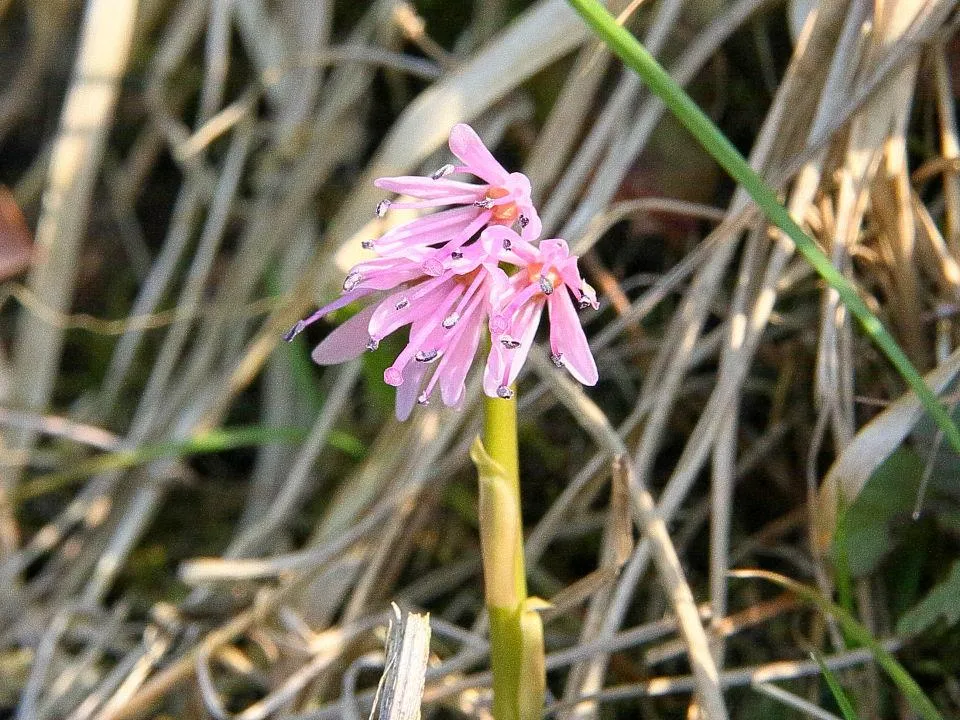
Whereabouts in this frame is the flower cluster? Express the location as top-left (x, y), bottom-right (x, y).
top-left (285, 124), bottom-right (598, 419)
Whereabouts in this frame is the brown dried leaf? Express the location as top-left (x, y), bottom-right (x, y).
top-left (0, 185), bottom-right (32, 280)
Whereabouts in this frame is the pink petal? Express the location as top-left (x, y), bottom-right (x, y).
top-left (438, 297), bottom-right (485, 405)
top-left (395, 361), bottom-right (429, 421)
top-left (519, 208), bottom-right (542, 241)
top-left (375, 206), bottom-right (480, 252)
top-left (483, 300), bottom-right (543, 396)
top-left (539, 238), bottom-right (570, 260)
top-left (547, 291), bottom-right (598, 385)
top-left (417, 211), bottom-right (495, 267)
top-left (310, 302), bottom-right (379, 365)
top-left (503, 171), bottom-right (532, 197)
top-left (284, 288), bottom-right (370, 341)
top-left (482, 226), bottom-right (536, 265)
top-left (380, 205), bottom-right (477, 237)
top-left (367, 278), bottom-right (452, 340)
top-left (375, 176), bottom-right (486, 200)
top-left (499, 172), bottom-right (541, 240)
top-left (448, 124), bottom-right (509, 185)
top-left (482, 351), bottom-right (501, 398)
top-left (383, 294), bottom-right (461, 387)
top-left (384, 196), bottom-right (485, 210)
top-left (350, 257), bottom-right (426, 290)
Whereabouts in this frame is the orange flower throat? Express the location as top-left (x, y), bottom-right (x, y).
top-left (486, 186), bottom-right (520, 223)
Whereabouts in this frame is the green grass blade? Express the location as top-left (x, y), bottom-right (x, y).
top-left (566, 0), bottom-right (960, 455)
top-left (732, 569), bottom-right (943, 720)
top-left (15, 425), bottom-right (317, 502)
top-left (812, 651), bottom-right (861, 720)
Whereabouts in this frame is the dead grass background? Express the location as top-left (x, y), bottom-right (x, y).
top-left (0, 0), bottom-right (959, 718)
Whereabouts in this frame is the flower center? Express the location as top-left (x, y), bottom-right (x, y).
top-left (455, 267), bottom-right (481, 286)
top-left (486, 186), bottom-right (519, 223)
top-left (526, 263), bottom-right (560, 292)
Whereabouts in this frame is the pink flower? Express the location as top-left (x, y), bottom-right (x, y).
top-left (284, 124), bottom-right (599, 418)
top-left (482, 227), bottom-right (599, 399)
top-left (285, 237), bottom-right (506, 419)
top-left (370, 124), bottom-right (541, 274)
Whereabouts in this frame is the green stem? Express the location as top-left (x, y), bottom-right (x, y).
top-left (567, 0), bottom-right (960, 455)
top-left (488, 604), bottom-right (526, 720)
top-left (483, 390), bottom-right (526, 600)
top-left (480, 391), bottom-right (543, 720)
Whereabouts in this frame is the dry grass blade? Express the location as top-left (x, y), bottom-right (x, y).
top-left (371, 604), bottom-right (431, 720)
top-left (2, 0), bottom-right (138, 555)
top-left (527, 349), bottom-right (728, 719)
top-left (814, 346), bottom-right (960, 552)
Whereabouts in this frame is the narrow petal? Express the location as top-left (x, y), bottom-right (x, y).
top-left (483, 300), bottom-right (543, 396)
top-left (375, 206), bottom-right (480, 253)
top-left (539, 238), bottom-right (570, 258)
top-left (548, 291), bottom-right (598, 385)
top-left (379, 205), bottom-right (477, 239)
top-left (500, 172), bottom-right (540, 240)
top-left (448, 124), bottom-right (509, 185)
top-left (519, 207), bottom-right (542, 241)
top-left (438, 295), bottom-right (486, 405)
top-left (284, 288), bottom-right (370, 341)
top-left (349, 257), bottom-right (426, 291)
top-left (310, 302), bottom-right (379, 365)
top-left (384, 195), bottom-right (485, 210)
top-left (418, 210), bottom-right (495, 267)
top-left (503, 300), bottom-right (543, 386)
top-left (375, 176), bottom-right (486, 199)
top-left (368, 278), bottom-right (453, 341)
top-left (395, 361), bottom-right (429, 421)
top-left (383, 288), bottom-right (461, 386)
top-left (482, 226), bottom-right (536, 265)
top-left (482, 349), bottom-right (501, 398)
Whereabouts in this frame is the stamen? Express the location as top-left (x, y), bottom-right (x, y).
top-left (538, 276), bottom-right (554, 295)
top-left (361, 239), bottom-right (374, 249)
top-left (442, 312), bottom-right (460, 329)
top-left (500, 336), bottom-right (521, 349)
top-left (502, 237), bottom-right (512, 250)
top-left (580, 280), bottom-right (597, 308)
top-left (417, 392), bottom-right (430, 405)
top-left (431, 164), bottom-right (455, 180)
top-left (366, 338), bottom-right (380, 351)
top-left (395, 297), bottom-right (409, 311)
top-left (422, 258), bottom-right (444, 277)
top-left (375, 199), bottom-right (391, 217)
top-left (496, 385), bottom-right (514, 399)
top-left (282, 320), bottom-right (305, 342)
top-left (474, 197), bottom-right (495, 209)
top-left (343, 271), bottom-right (362, 292)
top-left (550, 352), bottom-right (564, 368)
top-left (518, 214), bottom-right (529, 229)
top-left (450, 250), bottom-right (464, 260)
top-left (415, 349), bottom-right (439, 363)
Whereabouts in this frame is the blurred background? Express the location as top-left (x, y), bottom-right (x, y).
top-left (1, 0), bottom-right (959, 717)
